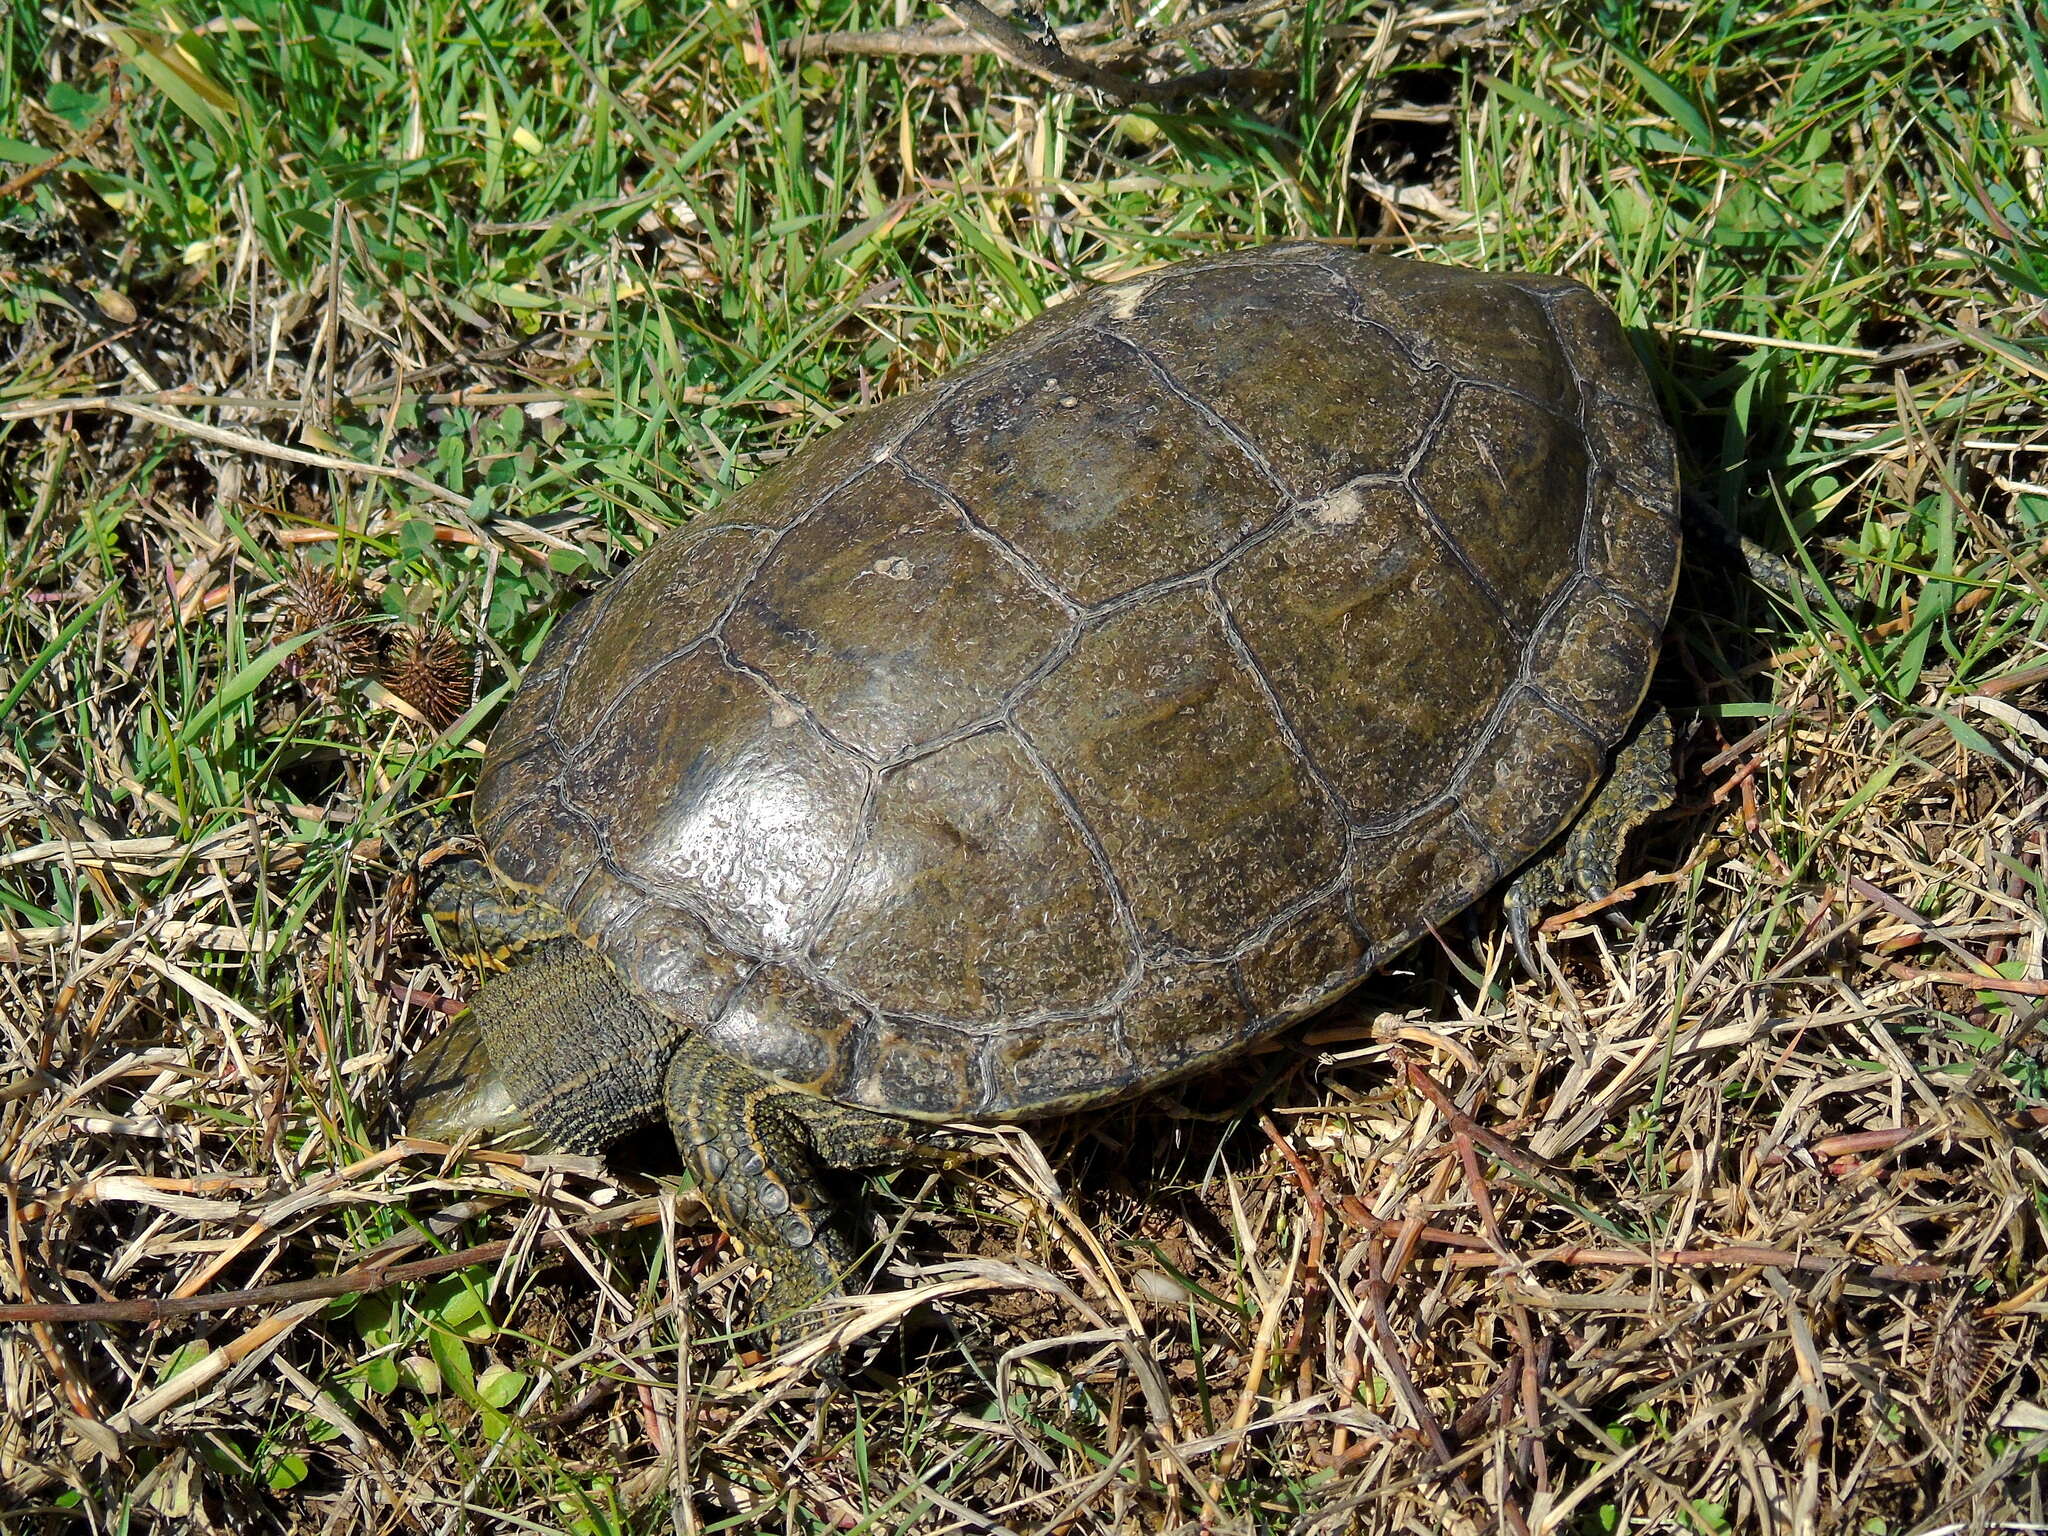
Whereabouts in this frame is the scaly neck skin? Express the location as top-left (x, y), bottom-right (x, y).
top-left (471, 937), bottom-right (683, 1152)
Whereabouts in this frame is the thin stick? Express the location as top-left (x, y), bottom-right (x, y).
top-left (1333, 1207), bottom-right (1944, 1282)
top-left (1399, 1054), bottom-right (1553, 1181)
top-left (0, 78), bottom-right (123, 203)
top-left (0, 1196), bottom-right (669, 1325)
top-left (0, 397), bottom-right (470, 508)
top-left (936, 0), bottom-right (1281, 102)
top-left (1260, 1115), bottom-right (1328, 1390)
top-left (1360, 1236), bottom-right (1456, 1467)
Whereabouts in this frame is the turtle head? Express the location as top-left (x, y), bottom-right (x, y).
top-left (397, 1008), bottom-right (542, 1147)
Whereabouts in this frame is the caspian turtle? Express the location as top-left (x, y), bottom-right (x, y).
top-left (399, 242), bottom-right (1679, 1339)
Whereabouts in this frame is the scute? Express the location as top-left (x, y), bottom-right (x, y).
top-left (723, 460), bottom-right (1071, 758)
top-left (905, 330), bottom-right (1282, 605)
top-left (1111, 258), bottom-right (1438, 498)
top-left (1412, 384), bottom-right (1589, 636)
top-left (817, 729), bottom-right (1133, 1021)
top-left (570, 647), bottom-right (865, 953)
top-left (478, 243), bottom-right (1678, 1119)
top-left (1216, 482), bottom-right (1512, 825)
top-left (1012, 586), bottom-right (1348, 958)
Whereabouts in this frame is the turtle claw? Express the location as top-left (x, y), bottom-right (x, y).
top-left (1502, 708), bottom-right (1676, 977)
top-left (1503, 861), bottom-right (1560, 977)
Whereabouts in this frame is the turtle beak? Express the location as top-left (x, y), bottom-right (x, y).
top-left (397, 1011), bottom-right (547, 1150)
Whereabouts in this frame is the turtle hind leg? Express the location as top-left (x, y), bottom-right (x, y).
top-left (662, 1034), bottom-right (864, 1346)
top-left (1505, 708), bottom-right (1676, 973)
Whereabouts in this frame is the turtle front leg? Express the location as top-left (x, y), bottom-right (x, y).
top-left (776, 1095), bottom-right (976, 1172)
top-left (663, 1034), bottom-right (862, 1345)
top-left (1505, 708), bottom-right (1676, 971)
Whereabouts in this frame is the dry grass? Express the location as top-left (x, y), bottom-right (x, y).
top-left (3, 0), bottom-right (2045, 1531)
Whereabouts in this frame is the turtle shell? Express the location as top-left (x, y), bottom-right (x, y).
top-left (474, 243), bottom-right (1678, 1121)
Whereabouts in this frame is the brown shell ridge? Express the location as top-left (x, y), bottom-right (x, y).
top-left (534, 438), bottom-right (913, 781)
top-left (1055, 477), bottom-right (1341, 625)
top-left (1001, 722), bottom-right (1149, 1002)
top-left (886, 456), bottom-right (1085, 622)
top-left (781, 734), bottom-right (1149, 1040)
top-left (1155, 861), bottom-right (1359, 972)
top-left (1338, 705), bottom-right (1504, 838)
top-left (711, 633), bottom-right (890, 769)
top-left (1202, 584), bottom-right (1357, 895)
top-left (1516, 670), bottom-right (1609, 756)
top-left (1591, 568), bottom-right (1668, 633)
top-left (1326, 582), bottom-right (1597, 847)
top-left (518, 579), bottom-right (614, 774)
top-left (700, 953), bottom-right (771, 1033)
top-left (789, 738), bottom-right (884, 957)
top-left (580, 820), bottom-right (785, 972)
top-left (1085, 325), bottom-right (1298, 506)
top-left (1319, 268), bottom-right (1444, 390)
top-left (707, 474), bottom-right (875, 651)
top-left (1318, 256), bottom-right (1494, 386)
top-left (1402, 448), bottom-right (1525, 640)
top-left (549, 634), bottom-right (711, 770)
top-left (699, 368), bottom-right (980, 654)
top-left (1524, 280), bottom-right (1678, 526)
top-left (853, 457), bottom-right (1094, 768)
top-left (1512, 573), bottom-right (1619, 726)
top-left (501, 768), bottom-right (751, 994)
top-left (1447, 804), bottom-right (1511, 889)
top-left (542, 677), bottom-right (858, 974)
top-left (1527, 277), bottom-right (1677, 737)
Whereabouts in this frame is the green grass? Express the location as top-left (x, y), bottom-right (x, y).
top-left (3, 0), bottom-right (2046, 1531)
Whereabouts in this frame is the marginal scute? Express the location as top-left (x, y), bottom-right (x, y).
top-left (618, 903), bottom-right (747, 1025)
top-left (819, 730), bottom-right (1132, 1022)
top-left (560, 869), bottom-right (644, 950)
top-left (1589, 474), bottom-right (1681, 609)
top-left (1586, 400), bottom-right (1677, 499)
top-left (1456, 691), bottom-right (1604, 866)
top-left (1412, 384), bottom-right (1589, 636)
top-left (988, 1025), bottom-right (1138, 1113)
top-left (1236, 888), bottom-right (1369, 1022)
top-left (1541, 284), bottom-right (1661, 413)
top-left (475, 734), bottom-right (560, 850)
top-left (474, 596), bottom-right (597, 874)
top-left (510, 592), bottom-right (595, 705)
top-left (1524, 582), bottom-right (1661, 739)
top-left (1349, 803), bottom-right (1500, 950)
top-left (707, 962), bottom-right (863, 1095)
top-left (1112, 258), bottom-right (1439, 498)
top-left (854, 1016), bottom-right (982, 1117)
top-left (724, 461), bottom-right (1071, 758)
top-left (1115, 958), bottom-right (1247, 1077)
top-left (694, 388), bottom-right (931, 538)
top-left (481, 773), bottom-right (583, 900)
top-left (571, 647), bottom-right (865, 953)
top-left (1218, 484), bottom-right (1513, 826)
top-left (906, 330), bottom-right (1283, 605)
top-left (1013, 587), bottom-right (1346, 957)
top-left (553, 524), bottom-right (775, 743)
